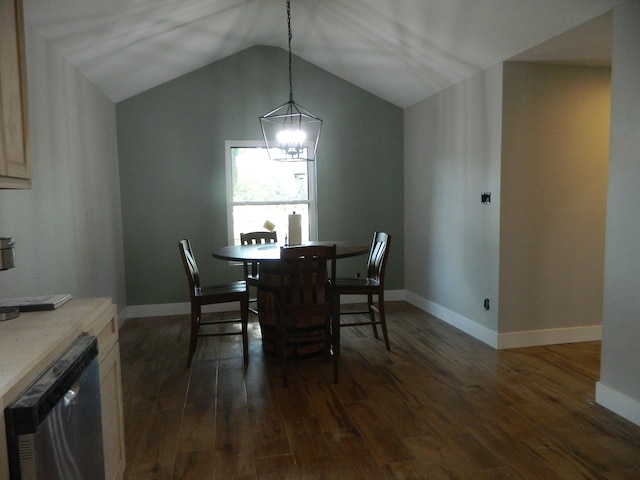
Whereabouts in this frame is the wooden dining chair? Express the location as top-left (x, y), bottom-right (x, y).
top-left (240, 231), bottom-right (278, 315)
top-left (178, 239), bottom-right (249, 367)
top-left (334, 232), bottom-right (391, 351)
top-left (275, 244), bottom-right (338, 386)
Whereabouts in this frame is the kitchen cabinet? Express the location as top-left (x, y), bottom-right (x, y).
top-left (87, 300), bottom-right (126, 480)
top-left (0, 298), bottom-right (125, 480)
top-left (0, 0), bottom-right (31, 189)
top-left (100, 343), bottom-right (125, 480)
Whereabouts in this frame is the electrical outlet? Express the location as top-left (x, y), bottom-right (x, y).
top-left (483, 298), bottom-right (490, 310)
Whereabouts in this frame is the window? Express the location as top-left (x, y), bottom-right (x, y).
top-left (226, 141), bottom-right (317, 245)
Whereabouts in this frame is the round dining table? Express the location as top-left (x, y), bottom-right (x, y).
top-left (212, 241), bottom-right (369, 262)
top-left (212, 241), bottom-right (369, 357)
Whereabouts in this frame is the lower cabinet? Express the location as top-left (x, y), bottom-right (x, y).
top-left (100, 342), bottom-right (125, 480)
top-left (87, 303), bottom-right (126, 480)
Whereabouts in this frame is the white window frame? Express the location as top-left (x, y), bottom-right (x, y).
top-left (225, 140), bottom-right (318, 245)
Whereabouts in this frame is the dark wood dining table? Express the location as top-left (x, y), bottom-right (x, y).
top-left (212, 241), bottom-right (369, 262)
top-left (213, 241), bottom-right (369, 356)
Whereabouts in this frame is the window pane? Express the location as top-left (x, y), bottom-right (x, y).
top-left (232, 204), bottom-right (309, 245)
top-left (226, 141), bottom-right (316, 246)
top-left (232, 148), bottom-right (308, 202)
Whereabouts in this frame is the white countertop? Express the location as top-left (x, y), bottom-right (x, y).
top-left (0, 297), bottom-right (113, 402)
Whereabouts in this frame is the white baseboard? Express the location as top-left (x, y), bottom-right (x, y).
top-left (405, 291), bottom-right (498, 348)
top-left (122, 291), bottom-right (600, 351)
top-left (404, 291), bottom-right (602, 350)
top-left (121, 289), bottom-right (407, 322)
top-left (497, 324), bottom-right (601, 349)
top-left (123, 302), bottom-right (193, 320)
top-left (340, 289), bottom-right (405, 304)
top-left (596, 382), bottom-right (640, 427)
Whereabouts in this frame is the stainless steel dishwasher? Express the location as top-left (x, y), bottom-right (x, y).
top-left (4, 335), bottom-right (105, 480)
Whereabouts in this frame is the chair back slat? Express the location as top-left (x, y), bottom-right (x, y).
top-left (366, 232), bottom-right (391, 283)
top-left (179, 239), bottom-right (201, 295)
top-left (240, 231), bottom-right (278, 277)
top-left (240, 231), bottom-right (278, 245)
top-left (278, 244), bottom-right (336, 321)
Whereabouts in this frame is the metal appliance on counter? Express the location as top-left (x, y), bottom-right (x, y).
top-left (1, 237), bottom-right (19, 321)
top-left (0, 237), bottom-right (15, 269)
top-left (4, 335), bottom-right (105, 480)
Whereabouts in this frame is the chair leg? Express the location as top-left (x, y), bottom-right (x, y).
top-left (378, 293), bottom-right (390, 351)
top-left (368, 293), bottom-right (380, 339)
top-left (248, 286), bottom-right (259, 316)
top-left (332, 295), bottom-right (341, 357)
top-left (187, 305), bottom-right (200, 368)
top-left (281, 342), bottom-right (288, 388)
top-left (241, 297), bottom-right (249, 367)
top-left (332, 308), bottom-right (340, 384)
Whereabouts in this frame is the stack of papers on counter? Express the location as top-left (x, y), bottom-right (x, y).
top-left (0, 294), bottom-right (72, 312)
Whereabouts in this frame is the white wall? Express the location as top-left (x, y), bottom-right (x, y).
top-left (404, 64), bottom-right (503, 343)
top-left (404, 59), bottom-right (610, 349)
top-left (0, 26), bottom-right (126, 312)
top-left (597, 1), bottom-right (640, 426)
top-left (500, 63), bottom-right (610, 334)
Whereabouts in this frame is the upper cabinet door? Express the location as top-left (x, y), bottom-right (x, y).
top-left (0, 0), bottom-right (30, 189)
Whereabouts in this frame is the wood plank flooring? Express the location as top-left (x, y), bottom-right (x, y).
top-left (119, 302), bottom-right (640, 479)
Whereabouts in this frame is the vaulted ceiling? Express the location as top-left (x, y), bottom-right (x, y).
top-left (23, 0), bottom-right (618, 107)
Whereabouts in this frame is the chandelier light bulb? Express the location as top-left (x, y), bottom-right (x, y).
top-left (277, 129), bottom-right (307, 146)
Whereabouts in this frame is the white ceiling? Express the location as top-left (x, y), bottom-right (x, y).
top-left (23, 0), bottom-right (619, 107)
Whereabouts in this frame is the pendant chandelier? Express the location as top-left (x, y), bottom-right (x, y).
top-left (259, 0), bottom-right (322, 162)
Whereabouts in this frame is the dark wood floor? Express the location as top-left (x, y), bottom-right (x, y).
top-left (119, 302), bottom-right (640, 479)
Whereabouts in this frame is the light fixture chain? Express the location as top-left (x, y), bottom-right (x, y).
top-left (287, 0), bottom-right (293, 103)
top-left (260, 0), bottom-right (321, 162)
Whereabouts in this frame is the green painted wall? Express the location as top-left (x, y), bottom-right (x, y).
top-left (117, 46), bottom-right (403, 306)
